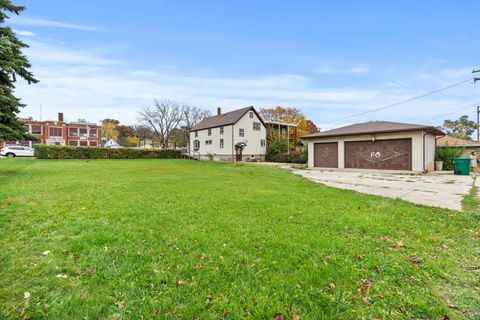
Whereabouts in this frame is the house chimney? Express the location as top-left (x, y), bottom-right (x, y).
top-left (217, 107), bottom-right (221, 115)
top-left (58, 112), bottom-right (64, 122)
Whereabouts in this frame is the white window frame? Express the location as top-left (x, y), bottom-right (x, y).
top-left (220, 139), bottom-right (224, 148)
top-left (31, 125), bottom-right (42, 135)
top-left (68, 127), bottom-right (79, 137)
top-left (253, 122), bottom-right (261, 131)
top-left (49, 126), bottom-right (63, 138)
top-left (239, 128), bottom-right (244, 137)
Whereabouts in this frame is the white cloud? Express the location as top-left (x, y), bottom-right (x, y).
top-left (12, 29), bottom-right (36, 37)
top-left (9, 16), bottom-right (103, 32)
top-left (13, 38), bottom-right (480, 128)
top-left (316, 65), bottom-right (369, 75)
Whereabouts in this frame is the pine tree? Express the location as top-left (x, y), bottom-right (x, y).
top-left (0, 0), bottom-right (38, 141)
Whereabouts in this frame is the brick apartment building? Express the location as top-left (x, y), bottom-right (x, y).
top-left (3, 113), bottom-right (102, 148)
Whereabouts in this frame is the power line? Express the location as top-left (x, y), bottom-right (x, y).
top-left (340, 79), bottom-right (472, 120)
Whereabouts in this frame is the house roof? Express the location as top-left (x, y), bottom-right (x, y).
top-left (303, 121), bottom-right (445, 139)
top-left (191, 106), bottom-right (265, 131)
top-left (437, 135), bottom-right (480, 147)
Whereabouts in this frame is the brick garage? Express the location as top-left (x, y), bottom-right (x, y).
top-left (304, 121), bottom-right (445, 172)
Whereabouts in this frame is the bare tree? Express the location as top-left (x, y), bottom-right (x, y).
top-left (138, 99), bottom-right (185, 148)
top-left (182, 105), bottom-right (211, 142)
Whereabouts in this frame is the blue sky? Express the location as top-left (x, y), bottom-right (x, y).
top-left (8, 0), bottom-right (480, 129)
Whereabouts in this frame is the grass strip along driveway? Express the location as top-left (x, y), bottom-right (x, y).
top-left (0, 159), bottom-right (478, 319)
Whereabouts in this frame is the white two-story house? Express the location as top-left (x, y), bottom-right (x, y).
top-left (190, 106), bottom-right (267, 162)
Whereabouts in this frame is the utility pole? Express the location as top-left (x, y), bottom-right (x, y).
top-left (477, 106), bottom-right (480, 142)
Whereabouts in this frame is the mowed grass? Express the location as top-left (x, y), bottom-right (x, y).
top-left (0, 159), bottom-right (479, 319)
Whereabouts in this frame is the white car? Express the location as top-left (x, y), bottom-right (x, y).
top-left (0, 146), bottom-right (34, 158)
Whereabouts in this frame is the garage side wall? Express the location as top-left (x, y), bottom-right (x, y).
top-left (307, 131), bottom-right (427, 171)
top-left (424, 133), bottom-right (436, 171)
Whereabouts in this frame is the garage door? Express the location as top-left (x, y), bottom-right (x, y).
top-left (314, 142), bottom-right (338, 168)
top-left (345, 139), bottom-right (412, 170)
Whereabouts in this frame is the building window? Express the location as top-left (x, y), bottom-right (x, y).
top-left (68, 128), bottom-right (78, 136)
top-left (68, 140), bottom-right (78, 146)
top-left (253, 122), bottom-right (261, 131)
top-left (249, 111), bottom-right (254, 118)
top-left (89, 141), bottom-right (98, 147)
top-left (261, 139), bottom-right (266, 147)
top-left (208, 129), bottom-right (212, 136)
top-left (49, 127), bottom-right (62, 137)
top-left (193, 139), bottom-right (200, 150)
top-left (31, 125), bottom-right (42, 135)
top-left (239, 128), bottom-right (244, 137)
top-left (89, 129), bottom-right (98, 137)
top-left (195, 131), bottom-right (198, 138)
top-left (79, 140), bottom-right (88, 146)
top-left (79, 128), bottom-right (88, 137)
top-left (23, 125), bottom-right (29, 133)
top-left (220, 139), bottom-right (224, 148)
top-left (205, 140), bottom-right (212, 145)
top-left (220, 127), bottom-right (224, 135)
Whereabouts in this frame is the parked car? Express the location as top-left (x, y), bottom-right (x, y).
top-left (0, 146), bottom-right (34, 158)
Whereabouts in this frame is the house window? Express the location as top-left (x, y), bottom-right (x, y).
top-left (89, 129), bottom-right (98, 137)
top-left (205, 140), bottom-right (212, 145)
top-left (79, 140), bottom-right (88, 146)
top-left (49, 127), bottom-right (62, 137)
top-left (195, 131), bottom-right (198, 138)
top-left (68, 140), bottom-right (78, 146)
top-left (249, 111), bottom-right (254, 118)
top-left (23, 125), bottom-right (29, 133)
top-left (68, 128), bottom-right (78, 136)
top-left (220, 127), bottom-right (224, 135)
top-left (89, 141), bottom-right (98, 146)
top-left (239, 128), bottom-right (244, 137)
top-left (208, 129), bottom-right (212, 136)
top-left (79, 128), bottom-right (88, 137)
top-left (220, 139), bottom-right (224, 148)
top-left (253, 122), bottom-right (261, 131)
top-left (193, 139), bottom-right (200, 150)
top-left (261, 139), bottom-right (266, 147)
top-left (31, 125), bottom-right (42, 135)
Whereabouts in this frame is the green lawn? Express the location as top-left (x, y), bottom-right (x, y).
top-left (0, 159), bottom-right (478, 319)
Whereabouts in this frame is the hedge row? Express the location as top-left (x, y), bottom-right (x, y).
top-left (33, 145), bottom-right (182, 159)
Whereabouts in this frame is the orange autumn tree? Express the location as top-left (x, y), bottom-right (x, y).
top-left (259, 106), bottom-right (319, 142)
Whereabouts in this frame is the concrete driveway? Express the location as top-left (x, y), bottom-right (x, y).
top-left (292, 169), bottom-right (474, 211)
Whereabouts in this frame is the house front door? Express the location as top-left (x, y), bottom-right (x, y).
top-left (235, 147), bottom-right (242, 161)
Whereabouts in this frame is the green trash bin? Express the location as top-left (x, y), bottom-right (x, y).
top-left (453, 157), bottom-right (470, 175)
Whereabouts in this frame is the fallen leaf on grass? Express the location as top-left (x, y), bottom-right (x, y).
top-left (292, 314), bottom-right (300, 320)
top-left (176, 280), bottom-right (185, 286)
top-left (389, 241), bottom-right (405, 249)
top-left (117, 301), bottom-right (125, 309)
top-left (194, 264), bottom-right (203, 271)
top-left (42, 251), bottom-right (50, 256)
top-left (407, 257), bottom-right (424, 264)
top-left (23, 292), bottom-right (31, 299)
top-left (87, 268), bottom-right (96, 277)
top-left (327, 282), bottom-right (335, 290)
top-left (274, 313), bottom-right (284, 320)
top-left (448, 304), bottom-right (458, 309)
top-left (56, 274), bottom-right (68, 278)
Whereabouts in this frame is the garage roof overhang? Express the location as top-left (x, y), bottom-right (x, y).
top-left (302, 121), bottom-right (445, 140)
